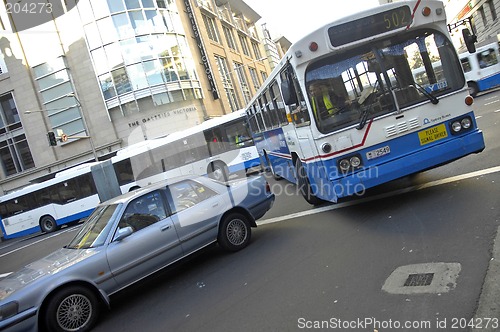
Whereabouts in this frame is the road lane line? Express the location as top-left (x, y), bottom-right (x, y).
top-left (0, 227), bottom-right (77, 259)
top-left (257, 165), bottom-right (500, 226)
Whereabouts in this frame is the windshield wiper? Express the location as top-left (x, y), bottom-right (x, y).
top-left (357, 107), bottom-right (370, 130)
top-left (411, 82), bottom-right (439, 104)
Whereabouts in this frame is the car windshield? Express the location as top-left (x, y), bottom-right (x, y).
top-left (66, 204), bottom-right (121, 249)
top-left (305, 29), bottom-right (464, 133)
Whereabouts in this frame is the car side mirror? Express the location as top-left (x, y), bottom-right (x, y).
top-left (114, 226), bottom-right (133, 241)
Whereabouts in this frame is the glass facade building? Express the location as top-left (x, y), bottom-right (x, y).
top-left (78, 0), bottom-right (203, 115)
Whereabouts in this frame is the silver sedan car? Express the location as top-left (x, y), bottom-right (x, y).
top-left (0, 175), bottom-right (274, 332)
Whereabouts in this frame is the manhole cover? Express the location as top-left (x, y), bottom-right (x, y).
top-left (382, 263), bottom-right (461, 294)
top-left (404, 273), bottom-right (434, 286)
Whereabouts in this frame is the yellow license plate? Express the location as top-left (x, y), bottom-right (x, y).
top-left (418, 124), bottom-right (448, 145)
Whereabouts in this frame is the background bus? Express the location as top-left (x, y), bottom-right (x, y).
top-left (0, 163), bottom-right (101, 239)
top-left (459, 41), bottom-right (500, 96)
top-left (246, 0), bottom-right (484, 205)
top-left (109, 109), bottom-right (261, 189)
top-left (0, 110), bottom-right (260, 240)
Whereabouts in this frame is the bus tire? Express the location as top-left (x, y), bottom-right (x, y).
top-left (467, 81), bottom-right (478, 97)
top-left (40, 215), bottom-right (57, 233)
top-left (208, 162), bottom-right (229, 182)
top-left (265, 153), bottom-right (282, 180)
top-left (295, 159), bottom-right (324, 206)
top-left (44, 285), bottom-right (100, 332)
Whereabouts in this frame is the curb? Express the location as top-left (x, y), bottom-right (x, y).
top-left (472, 225), bottom-right (500, 332)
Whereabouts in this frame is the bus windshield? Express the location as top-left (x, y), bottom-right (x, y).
top-left (305, 29), bottom-right (464, 134)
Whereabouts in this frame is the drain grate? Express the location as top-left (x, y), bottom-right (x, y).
top-left (404, 273), bottom-right (434, 287)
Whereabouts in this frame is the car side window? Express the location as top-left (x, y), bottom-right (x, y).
top-left (168, 180), bottom-right (217, 214)
top-left (119, 191), bottom-right (167, 233)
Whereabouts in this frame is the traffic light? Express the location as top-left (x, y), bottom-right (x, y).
top-left (47, 131), bottom-right (57, 146)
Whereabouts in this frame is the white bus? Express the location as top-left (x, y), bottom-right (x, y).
top-left (246, 0), bottom-right (485, 205)
top-left (459, 41), bottom-right (500, 96)
top-left (0, 163), bottom-right (102, 239)
top-left (109, 109), bottom-right (261, 189)
top-left (0, 110), bottom-right (260, 239)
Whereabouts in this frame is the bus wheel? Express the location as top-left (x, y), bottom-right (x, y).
top-left (208, 162), bottom-right (229, 182)
top-left (467, 81), bottom-right (478, 97)
top-left (44, 285), bottom-right (100, 332)
top-left (295, 159), bottom-right (324, 206)
top-left (40, 216), bottom-right (57, 233)
top-left (265, 153), bottom-right (283, 181)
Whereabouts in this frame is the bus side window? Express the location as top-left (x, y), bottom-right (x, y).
top-left (280, 67), bottom-right (310, 126)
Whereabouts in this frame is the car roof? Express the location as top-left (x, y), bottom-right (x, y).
top-left (100, 175), bottom-right (214, 205)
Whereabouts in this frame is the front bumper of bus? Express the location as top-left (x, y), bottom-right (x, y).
top-left (330, 129), bottom-right (485, 200)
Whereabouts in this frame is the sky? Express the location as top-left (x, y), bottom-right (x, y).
top-left (244, 0), bottom-right (381, 43)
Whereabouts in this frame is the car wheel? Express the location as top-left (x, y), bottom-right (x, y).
top-left (295, 159), bottom-right (325, 206)
top-left (218, 212), bottom-right (251, 252)
top-left (45, 286), bottom-right (100, 332)
top-left (208, 162), bottom-right (229, 182)
top-left (40, 215), bottom-right (57, 233)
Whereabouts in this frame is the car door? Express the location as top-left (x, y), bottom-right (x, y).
top-left (105, 190), bottom-right (182, 287)
top-left (166, 180), bottom-right (223, 255)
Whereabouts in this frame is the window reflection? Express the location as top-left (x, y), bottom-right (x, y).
top-left (112, 67), bottom-right (133, 94)
top-left (107, 0), bottom-right (125, 13)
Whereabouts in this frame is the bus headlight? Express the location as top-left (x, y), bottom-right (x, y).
top-left (461, 117), bottom-right (472, 129)
top-left (337, 154), bottom-right (363, 173)
top-left (339, 159), bottom-right (351, 172)
top-left (451, 121), bottom-right (462, 133)
top-left (449, 116), bottom-right (473, 135)
top-left (350, 156), bottom-right (361, 168)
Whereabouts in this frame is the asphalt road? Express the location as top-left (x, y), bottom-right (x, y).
top-left (1, 90), bottom-right (499, 331)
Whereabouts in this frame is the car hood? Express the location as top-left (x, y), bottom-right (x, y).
top-left (0, 247), bottom-right (97, 300)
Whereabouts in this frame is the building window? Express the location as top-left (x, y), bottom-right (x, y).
top-left (488, 0), bottom-right (497, 21)
top-left (215, 55), bottom-right (239, 112)
top-left (222, 25), bottom-right (238, 51)
top-left (251, 41), bottom-right (262, 59)
top-left (0, 93), bottom-right (34, 176)
top-left (260, 71), bottom-right (268, 82)
top-left (248, 67), bottom-right (260, 91)
top-left (238, 34), bottom-right (250, 56)
top-left (202, 14), bottom-right (220, 43)
top-left (233, 62), bottom-right (252, 104)
top-left (0, 52), bottom-right (7, 74)
top-left (479, 6), bottom-right (487, 27)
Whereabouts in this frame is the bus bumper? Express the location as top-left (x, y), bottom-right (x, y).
top-left (330, 129), bottom-right (485, 200)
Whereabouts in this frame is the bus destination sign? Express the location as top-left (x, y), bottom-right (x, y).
top-left (328, 6), bottom-right (412, 47)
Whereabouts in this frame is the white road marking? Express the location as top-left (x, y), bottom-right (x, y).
top-left (0, 227), bottom-right (77, 259)
top-left (0, 272), bottom-right (12, 278)
top-left (257, 165), bottom-right (500, 226)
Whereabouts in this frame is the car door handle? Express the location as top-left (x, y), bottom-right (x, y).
top-left (212, 203), bottom-right (219, 208)
top-left (161, 225), bottom-right (171, 232)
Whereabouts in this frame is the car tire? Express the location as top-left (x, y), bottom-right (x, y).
top-left (218, 212), bottom-right (251, 252)
top-left (40, 215), bottom-right (57, 233)
top-left (295, 159), bottom-right (325, 206)
top-left (44, 285), bottom-right (100, 332)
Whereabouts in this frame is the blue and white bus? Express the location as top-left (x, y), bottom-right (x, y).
top-left (0, 110), bottom-right (261, 239)
top-left (459, 41), bottom-right (500, 96)
top-left (109, 109), bottom-right (261, 188)
top-left (246, 0), bottom-right (485, 205)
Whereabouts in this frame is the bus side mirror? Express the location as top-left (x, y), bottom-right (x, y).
top-left (462, 29), bottom-right (477, 53)
top-left (281, 80), bottom-right (298, 106)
